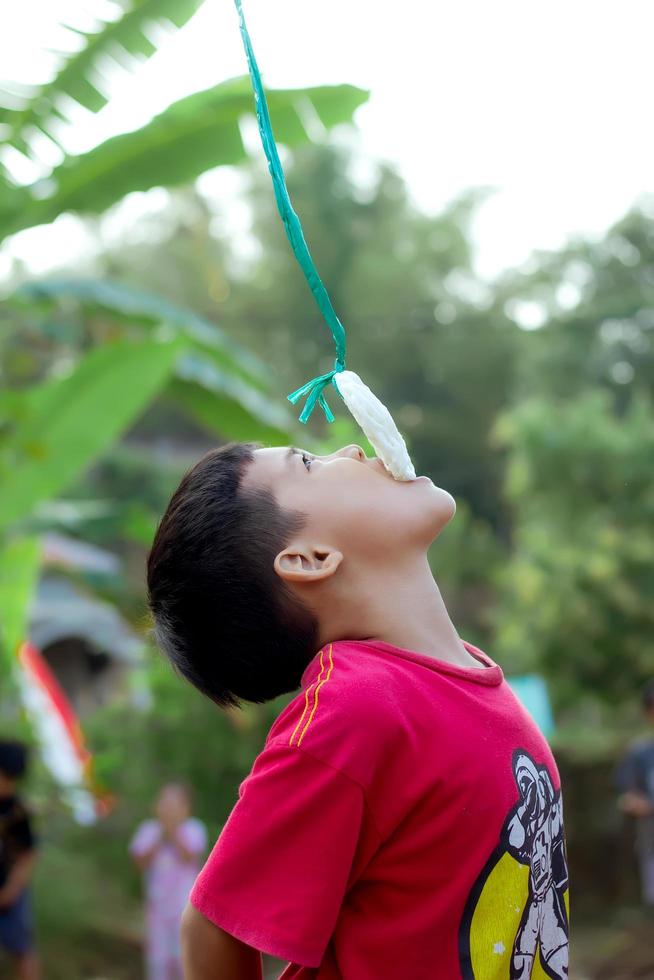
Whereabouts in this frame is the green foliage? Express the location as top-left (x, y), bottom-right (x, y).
top-left (170, 374), bottom-right (288, 444)
top-left (0, 19), bottom-right (365, 710)
top-left (0, 0), bottom-right (207, 154)
top-left (89, 656), bottom-right (276, 825)
top-left (32, 835), bottom-right (142, 980)
top-left (0, 535), bottom-right (40, 669)
top-left (5, 277), bottom-right (294, 453)
top-left (487, 200), bottom-right (654, 726)
top-left (496, 205), bottom-right (654, 407)
top-left (25, 657), bottom-right (289, 976)
top-left (494, 392), bottom-right (654, 712)
top-left (0, 338), bottom-right (182, 533)
top-left (430, 501), bottom-right (504, 648)
top-left (16, 277), bottom-right (269, 390)
top-left (1, 80), bottom-right (368, 243)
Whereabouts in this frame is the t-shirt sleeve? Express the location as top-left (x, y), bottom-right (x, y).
top-left (190, 741), bottom-right (365, 968)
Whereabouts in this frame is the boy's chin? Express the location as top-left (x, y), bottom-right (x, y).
top-left (427, 486), bottom-right (456, 536)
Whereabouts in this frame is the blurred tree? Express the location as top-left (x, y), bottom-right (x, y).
top-left (0, 1), bottom-right (368, 244)
top-left (0, 11), bottom-right (367, 666)
top-left (0, 1), bottom-right (208, 153)
top-left (494, 391), bottom-right (654, 715)
top-left (496, 203), bottom-right (654, 408)
top-left (490, 202), bottom-right (654, 720)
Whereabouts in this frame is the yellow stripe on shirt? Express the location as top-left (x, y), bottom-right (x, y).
top-left (289, 649), bottom-right (325, 746)
top-left (297, 644), bottom-right (334, 747)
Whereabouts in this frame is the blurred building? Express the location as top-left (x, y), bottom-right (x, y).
top-left (28, 533), bottom-right (144, 715)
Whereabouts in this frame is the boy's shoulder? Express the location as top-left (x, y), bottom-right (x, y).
top-left (276, 639), bottom-right (401, 727)
top-left (265, 640), bottom-right (405, 783)
top-left (309, 637), bottom-right (410, 691)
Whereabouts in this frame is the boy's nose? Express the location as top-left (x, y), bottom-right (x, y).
top-left (335, 444), bottom-right (366, 462)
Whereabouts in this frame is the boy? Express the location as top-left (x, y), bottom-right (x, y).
top-left (616, 680), bottom-right (654, 908)
top-left (130, 782), bottom-right (208, 980)
top-left (147, 443), bottom-right (570, 979)
top-left (0, 740), bottom-right (39, 980)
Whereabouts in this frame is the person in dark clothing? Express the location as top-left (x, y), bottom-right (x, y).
top-left (0, 740), bottom-right (39, 980)
top-left (616, 681), bottom-right (654, 908)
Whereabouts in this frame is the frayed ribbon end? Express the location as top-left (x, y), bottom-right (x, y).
top-left (287, 363), bottom-right (345, 424)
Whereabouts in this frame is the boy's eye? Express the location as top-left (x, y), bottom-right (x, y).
top-left (301, 452), bottom-right (312, 471)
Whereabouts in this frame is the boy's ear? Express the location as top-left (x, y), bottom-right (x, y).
top-left (274, 545), bottom-right (343, 584)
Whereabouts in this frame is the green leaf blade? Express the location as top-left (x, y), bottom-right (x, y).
top-left (0, 536), bottom-right (41, 667)
top-left (0, 339), bottom-right (182, 532)
top-left (3, 82), bottom-right (369, 241)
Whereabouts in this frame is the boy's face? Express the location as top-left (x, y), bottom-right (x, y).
top-left (245, 444), bottom-right (455, 563)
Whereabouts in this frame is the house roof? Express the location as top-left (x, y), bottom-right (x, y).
top-left (30, 576), bottom-right (144, 664)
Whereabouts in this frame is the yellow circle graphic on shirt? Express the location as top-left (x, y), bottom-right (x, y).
top-left (459, 750), bottom-right (570, 980)
top-left (466, 852), bottom-right (570, 980)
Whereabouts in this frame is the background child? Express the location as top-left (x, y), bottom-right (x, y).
top-left (0, 739), bottom-right (39, 980)
top-left (130, 782), bottom-right (207, 980)
top-left (616, 680), bottom-right (654, 908)
top-left (147, 442), bottom-right (570, 979)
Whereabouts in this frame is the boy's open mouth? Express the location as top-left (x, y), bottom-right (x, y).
top-left (371, 457), bottom-right (422, 483)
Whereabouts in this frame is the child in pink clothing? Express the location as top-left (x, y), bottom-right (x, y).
top-left (130, 783), bottom-right (206, 980)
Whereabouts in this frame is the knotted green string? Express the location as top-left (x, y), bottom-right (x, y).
top-left (234, 0), bottom-right (347, 423)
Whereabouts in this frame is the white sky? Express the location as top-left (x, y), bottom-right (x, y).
top-left (1, 0), bottom-right (653, 281)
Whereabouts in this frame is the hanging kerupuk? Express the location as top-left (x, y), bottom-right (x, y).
top-left (233, 0), bottom-right (416, 482)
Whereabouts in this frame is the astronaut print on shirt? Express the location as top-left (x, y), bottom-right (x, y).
top-left (459, 750), bottom-right (570, 980)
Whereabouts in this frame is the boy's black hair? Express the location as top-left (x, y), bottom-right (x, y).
top-left (0, 740), bottom-right (29, 780)
top-left (147, 442), bottom-right (319, 708)
top-left (643, 680), bottom-right (654, 712)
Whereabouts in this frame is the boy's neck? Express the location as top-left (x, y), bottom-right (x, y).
top-left (327, 554), bottom-right (482, 669)
top-left (0, 779), bottom-right (17, 799)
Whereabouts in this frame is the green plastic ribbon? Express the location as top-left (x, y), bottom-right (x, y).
top-left (234, 0), bottom-right (347, 423)
top-left (287, 359), bottom-right (345, 424)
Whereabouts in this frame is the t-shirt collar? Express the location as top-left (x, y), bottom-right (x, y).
top-left (302, 638), bottom-right (504, 688)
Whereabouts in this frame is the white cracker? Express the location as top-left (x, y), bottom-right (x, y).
top-left (334, 371), bottom-right (416, 481)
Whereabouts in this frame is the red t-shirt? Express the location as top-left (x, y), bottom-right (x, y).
top-left (191, 639), bottom-right (570, 979)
